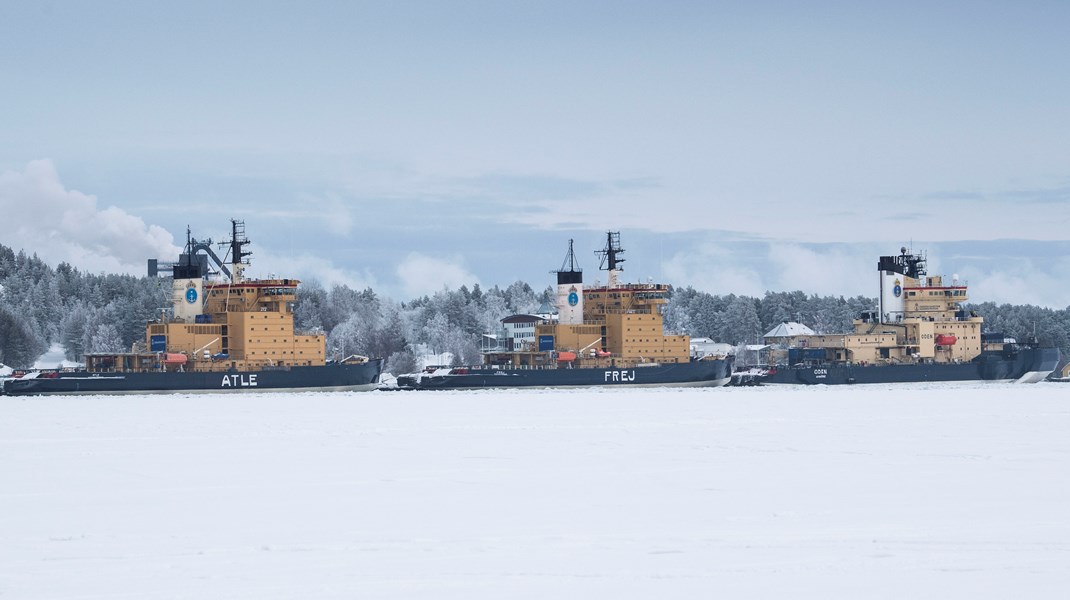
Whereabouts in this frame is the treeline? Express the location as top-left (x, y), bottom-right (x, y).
top-left (291, 280), bottom-right (553, 375)
top-left (664, 288), bottom-right (1070, 356)
top-left (2, 241), bottom-right (1068, 370)
top-left (664, 288), bottom-right (876, 346)
top-left (969, 301), bottom-right (1070, 353)
top-left (0, 245), bottom-right (168, 368)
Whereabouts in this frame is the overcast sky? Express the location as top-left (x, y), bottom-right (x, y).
top-left (2, 1), bottom-right (1068, 306)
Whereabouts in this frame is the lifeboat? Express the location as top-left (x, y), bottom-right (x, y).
top-left (556, 351), bottom-right (577, 362)
top-left (935, 334), bottom-right (957, 346)
top-left (162, 353), bottom-right (188, 364)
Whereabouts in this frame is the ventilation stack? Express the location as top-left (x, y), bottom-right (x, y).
top-left (554, 239), bottom-right (584, 325)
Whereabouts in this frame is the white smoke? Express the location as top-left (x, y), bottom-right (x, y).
top-left (0, 160), bottom-right (181, 274)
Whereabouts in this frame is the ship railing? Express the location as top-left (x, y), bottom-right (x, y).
top-left (471, 364), bottom-right (561, 372)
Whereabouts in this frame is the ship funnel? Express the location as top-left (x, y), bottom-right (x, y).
top-left (172, 278), bottom-right (205, 322)
top-left (877, 248), bottom-right (927, 324)
top-left (554, 239), bottom-right (584, 325)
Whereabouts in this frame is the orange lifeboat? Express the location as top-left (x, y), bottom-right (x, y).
top-left (935, 335), bottom-right (957, 346)
top-left (556, 351), bottom-right (577, 362)
top-left (162, 353), bottom-right (188, 364)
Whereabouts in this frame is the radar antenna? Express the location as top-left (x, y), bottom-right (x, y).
top-left (901, 246), bottom-right (926, 279)
top-left (595, 231), bottom-right (625, 272)
top-left (878, 246), bottom-right (926, 279)
top-left (219, 219), bottom-right (252, 283)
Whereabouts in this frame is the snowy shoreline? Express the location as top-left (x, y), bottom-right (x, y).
top-left (2, 383), bottom-right (1067, 598)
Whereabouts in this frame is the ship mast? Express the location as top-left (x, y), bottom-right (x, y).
top-left (595, 231), bottom-right (625, 288)
top-left (224, 219), bottom-right (252, 283)
top-left (556, 238), bottom-right (582, 275)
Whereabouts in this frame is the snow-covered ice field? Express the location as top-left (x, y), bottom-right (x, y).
top-left (2, 383), bottom-right (1068, 598)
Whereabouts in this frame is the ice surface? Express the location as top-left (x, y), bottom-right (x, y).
top-left (2, 383), bottom-right (1068, 598)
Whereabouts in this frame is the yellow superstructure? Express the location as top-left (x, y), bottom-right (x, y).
top-left (767, 249), bottom-right (985, 366)
top-left (84, 220), bottom-right (334, 374)
top-left (483, 233), bottom-right (702, 369)
top-left (545, 282), bottom-right (690, 363)
top-left (146, 279), bottom-right (326, 372)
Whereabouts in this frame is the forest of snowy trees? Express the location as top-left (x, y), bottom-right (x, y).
top-left (0, 246), bottom-right (168, 368)
top-left (1, 241), bottom-right (1068, 371)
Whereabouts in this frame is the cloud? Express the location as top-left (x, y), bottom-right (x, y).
top-left (396, 253), bottom-right (479, 299)
top-left (766, 244), bottom-right (877, 298)
top-left (1001, 185), bottom-right (1070, 205)
top-left (662, 242), bottom-right (766, 296)
top-left (923, 191), bottom-right (985, 201)
top-left (459, 173), bottom-right (603, 202)
top-left (294, 192), bottom-right (354, 235)
top-left (661, 241), bottom-right (892, 299)
top-left (416, 171), bottom-right (675, 233)
top-left (957, 257), bottom-right (1070, 308)
top-left (0, 160), bottom-right (181, 274)
top-left (925, 184), bottom-right (1070, 205)
top-left (655, 236), bottom-right (1070, 310)
top-left (251, 250), bottom-right (378, 291)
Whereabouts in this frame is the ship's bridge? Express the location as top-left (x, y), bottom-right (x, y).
top-left (205, 279), bottom-right (299, 313)
top-left (901, 277), bottom-right (970, 320)
top-left (584, 283), bottom-right (671, 318)
top-left (902, 285), bottom-right (968, 298)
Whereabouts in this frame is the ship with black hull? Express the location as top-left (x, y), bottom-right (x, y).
top-left (4, 220), bottom-right (382, 396)
top-left (399, 233), bottom-right (733, 390)
top-left (758, 248), bottom-right (1060, 385)
top-left (401, 359), bottom-right (730, 390)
